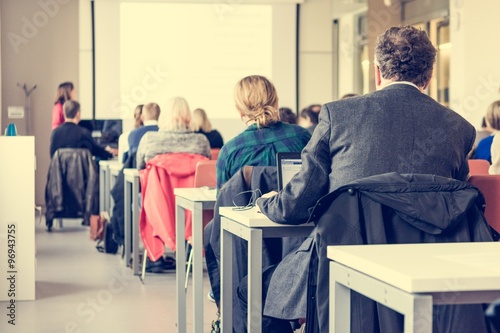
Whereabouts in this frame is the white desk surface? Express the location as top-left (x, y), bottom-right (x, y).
top-left (123, 168), bottom-right (139, 177)
top-left (99, 158), bottom-right (119, 167)
top-left (174, 187), bottom-right (216, 202)
top-left (328, 242), bottom-right (500, 293)
top-left (109, 162), bottom-right (123, 173)
top-left (219, 206), bottom-right (315, 228)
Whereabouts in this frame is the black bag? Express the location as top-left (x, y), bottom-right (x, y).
top-left (96, 221), bottom-right (119, 254)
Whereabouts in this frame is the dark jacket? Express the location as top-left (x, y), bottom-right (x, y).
top-left (259, 84), bottom-right (476, 226)
top-left (263, 173), bottom-right (495, 333)
top-left (109, 151), bottom-right (136, 245)
top-left (205, 166), bottom-right (304, 315)
top-left (45, 148), bottom-right (99, 225)
top-left (50, 122), bottom-right (113, 160)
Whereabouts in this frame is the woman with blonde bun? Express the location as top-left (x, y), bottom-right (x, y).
top-left (216, 75), bottom-right (311, 189)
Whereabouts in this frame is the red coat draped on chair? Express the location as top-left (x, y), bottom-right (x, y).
top-left (139, 153), bottom-right (209, 261)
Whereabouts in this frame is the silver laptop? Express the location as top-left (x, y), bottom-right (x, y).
top-left (276, 152), bottom-right (302, 191)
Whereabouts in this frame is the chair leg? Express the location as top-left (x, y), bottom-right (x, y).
top-left (185, 245), bottom-right (194, 290)
top-left (34, 206), bottom-right (42, 225)
top-left (140, 249), bottom-right (147, 283)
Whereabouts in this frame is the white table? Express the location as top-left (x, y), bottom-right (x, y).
top-left (108, 162), bottom-right (123, 215)
top-left (99, 159), bottom-right (120, 214)
top-left (328, 242), bottom-right (500, 333)
top-left (123, 168), bottom-right (140, 274)
top-left (175, 188), bottom-right (216, 333)
top-left (220, 207), bottom-right (315, 333)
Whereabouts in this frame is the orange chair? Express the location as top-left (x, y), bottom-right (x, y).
top-left (210, 148), bottom-right (220, 161)
top-left (469, 175), bottom-right (500, 236)
top-left (468, 159), bottom-right (490, 175)
top-left (194, 160), bottom-right (217, 188)
top-left (185, 160), bottom-right (217, 287)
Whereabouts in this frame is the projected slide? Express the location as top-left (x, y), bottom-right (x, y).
top-left (116, 3), bottom-right (272, 119)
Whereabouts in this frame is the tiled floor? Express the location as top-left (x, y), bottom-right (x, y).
top-left (2, 219), bottom-right (218, 333)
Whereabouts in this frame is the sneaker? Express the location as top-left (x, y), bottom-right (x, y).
top-left (207, 290), bottom-right (215, 303)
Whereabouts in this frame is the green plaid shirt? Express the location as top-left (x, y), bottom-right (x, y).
top-left (216, 122), bottom-right (311, 189)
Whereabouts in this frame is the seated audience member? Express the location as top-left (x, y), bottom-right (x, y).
top-left (118, 104), bottom-right (144, 163)
top-left (205, 75), bottom-right (311, 310)
top-left (128, 102), bottom-right (160, 157)
top-left (242, 25), bottom-right (480, 333)
top-left (298, 105), bottom-right (319, 134)
top-left (136, 97), bottom-right (211, 170)
top-left (50, 100), bottom-right (114, 161)
top-left (191, 108), bottom-right (224, 149)
top-left (341, 92), bottom-right (359, 99)
top-left (472, 100), bottom-right (500, 163)
top-left (135, 97), bottom-right (211, 272)
top-left (216, 75), bottom-right (312, 189)
top-left (279, 107), bottom-right (297, 124)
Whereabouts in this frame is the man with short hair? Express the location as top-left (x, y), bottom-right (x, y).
top-left (127, 102), bottom-right (160, 157)
top-left (49, 100), bottom-right (113, 160)
top-left (236, 26), bottom-right (479, 333)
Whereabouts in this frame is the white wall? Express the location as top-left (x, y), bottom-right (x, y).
top-left (298, 0), bottom-right (333, 110)
top-left (449, 0), bottom-right (500, 128)
top-left (1, 0), bottom-right (79, 206)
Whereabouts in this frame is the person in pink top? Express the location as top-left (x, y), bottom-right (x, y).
top-left (52, 82), bottom-right (75, 129)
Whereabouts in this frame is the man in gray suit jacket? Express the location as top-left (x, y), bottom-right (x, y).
top-left (240, 25), bottom-right (476, 332)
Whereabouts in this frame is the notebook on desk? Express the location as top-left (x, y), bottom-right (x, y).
top-left (276, 152), bottom-right (302, 191)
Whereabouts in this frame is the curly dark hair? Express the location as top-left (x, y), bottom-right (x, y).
top-left (375, 26), bottom-right (436, 87)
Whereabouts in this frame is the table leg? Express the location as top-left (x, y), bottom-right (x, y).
top-left (192, 203), bottom-right (204, 333)
top-left (248, 228), bottom-right (263, 333)
top-left (132, 176), bottom-right (140, 276)
top-left (404, 296), bottom-right (433, 333)
top-left (124, 178), bottom-right (131, 267)
top-left (221, 218), bottom-right (234, 333)
top-left (99, 166), bottom-right (106, 213)
top-left (176, 201), bottom-right (186, 333)
top-left (330, 261), bottom-right (350, 333)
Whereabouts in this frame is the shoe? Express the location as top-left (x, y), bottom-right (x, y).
top-left (207, 290), bottom-right (215, 303)
top-left (46, 220), bottom-right (53, 232)
top-left (145, 257), bottom-right (166, 273)
top-left (163, 255), bottom-right (176, 270)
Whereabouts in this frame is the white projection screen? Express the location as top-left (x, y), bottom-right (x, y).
top-left (80, 1), bottom-right (298, 141)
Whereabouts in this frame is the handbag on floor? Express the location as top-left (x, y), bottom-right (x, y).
top-left (90, 214), bottom-right (105, 241)
top-left (94, 212), bottom-right (119, 254)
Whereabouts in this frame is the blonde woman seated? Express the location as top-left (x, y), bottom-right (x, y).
top-left (216, 75), bottom-right (311, 189)
top-left (136, 97), bottom-right (211, 272)
top-left (191, 108), bottom-right (224, 149)
top-left (136, 98), bottom-right (211, 170)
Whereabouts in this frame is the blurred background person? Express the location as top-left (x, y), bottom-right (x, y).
top-left (341, 93), bottom-right (359, 99)
top-left (52, 81), bottom-right (75, 129)
top-left (279, 107), bottom-right (297, 124)
top-left (118, 104), bottom-right (144, 163)
top-left (136, 97), bottom-right (211, 170)
top-left (128, 103), bottom-right (160, 160)
top-left (191, 108), bottom-right (224, 149)
top-left (472, 100), bottom-right (500, 163)
top-left (50, 100), bottom-right (113, 160)
top-left (298, 105), bottom-right (319, 134)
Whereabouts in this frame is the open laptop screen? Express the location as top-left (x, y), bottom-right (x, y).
top-left (277, 152), bottom-right (302, 191)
